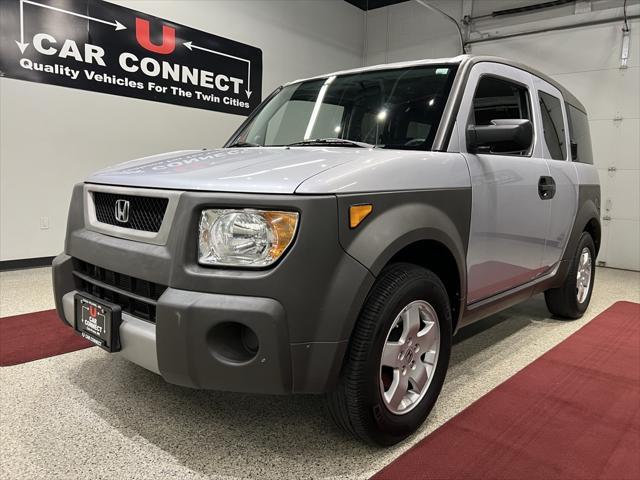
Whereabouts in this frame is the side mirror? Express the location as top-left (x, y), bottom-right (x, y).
top-left (467, 119), bottom-right (533, 154)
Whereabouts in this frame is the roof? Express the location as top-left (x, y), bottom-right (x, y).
top-left (284, 55), bottom-right (468, 86)
top-left (284, 54), bottom-right (586, 113)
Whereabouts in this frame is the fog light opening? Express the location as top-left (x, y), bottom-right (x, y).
top-left (241, 325), bottom-right (259, 354)
top-left (208, 322), bottom-right (259, 364)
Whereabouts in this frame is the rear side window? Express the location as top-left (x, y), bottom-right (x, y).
top-left (539, 91), bottom-right (566, 160)
top-left (565, 103), bottom-right (593, 164)
top-left (471, 75), bottom-right (531, 155)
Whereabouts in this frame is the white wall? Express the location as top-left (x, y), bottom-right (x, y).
top-left (364, 0), bottom-right (463, 64)
top-left (364, 0), bottom-right (640, 271)
top-left (0, 0), bottom-right (364, 261)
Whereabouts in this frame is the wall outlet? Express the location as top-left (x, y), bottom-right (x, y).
top-left (40, 216), bottom-right (49, 230)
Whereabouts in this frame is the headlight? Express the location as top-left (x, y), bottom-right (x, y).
top-left (198, 209), bottom-right (299, 267)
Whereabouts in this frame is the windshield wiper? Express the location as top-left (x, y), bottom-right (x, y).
top-left (286, 138), bottom-right (373, 148)
top-left (227, 141), bottom-right (260, 148)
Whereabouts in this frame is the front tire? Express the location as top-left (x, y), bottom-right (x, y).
top-left (327, 263), bottom-right (452, 446)
top-left (545, 232), bottom-right (596, 319)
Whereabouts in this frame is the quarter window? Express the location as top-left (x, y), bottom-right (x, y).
top-left (565, 102), bottom-right (594, 164)
top-left (539, 91), bottom-right (566, 160)
top-left (470, 76), bottom-right (531, 155)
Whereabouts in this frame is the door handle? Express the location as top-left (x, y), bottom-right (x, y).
top-left (538, 176), bottom-right (556, 200)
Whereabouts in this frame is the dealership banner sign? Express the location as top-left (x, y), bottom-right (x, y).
top-left (0, 0), bottom-right (263, 115)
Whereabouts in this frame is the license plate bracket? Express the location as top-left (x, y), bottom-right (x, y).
top-left (74, 294), bottom-right (122, 352)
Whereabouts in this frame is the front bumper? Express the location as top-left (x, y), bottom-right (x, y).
top-left (54, 253), bottom-right (358, 394)
top-left (52, 184), bottom-right (375, 394)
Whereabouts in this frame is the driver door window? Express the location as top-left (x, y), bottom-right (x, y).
top-left (470, 76), bottom-right (532, 155)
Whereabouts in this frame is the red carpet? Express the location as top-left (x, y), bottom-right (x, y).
top-left (0, 309), bottom-right (93, 366)
top-left (373, 301), bottom-right (640, 480)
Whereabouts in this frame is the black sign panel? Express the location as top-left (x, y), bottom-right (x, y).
top-left (0, 0), bottom-right (263, 115)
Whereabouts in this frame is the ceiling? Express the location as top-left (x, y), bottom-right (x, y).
top-left (344, 0), bottom-right (410, 11)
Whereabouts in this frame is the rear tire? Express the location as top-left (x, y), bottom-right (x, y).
top-left (327, 263), bottom-right (452, 446)
top-left (545, 232), bottom-right (596, 319)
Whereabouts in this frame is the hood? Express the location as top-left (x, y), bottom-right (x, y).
top-left (86, 147), bottom-right (368, 194)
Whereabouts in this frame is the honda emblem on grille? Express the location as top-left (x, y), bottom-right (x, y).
top-left (114, 199), bottom-right (130, 223)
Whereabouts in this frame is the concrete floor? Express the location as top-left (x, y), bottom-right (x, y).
top-left (1, 266), bottom-right (639, 480)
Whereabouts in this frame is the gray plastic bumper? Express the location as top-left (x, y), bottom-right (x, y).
top-left (52, 253), bottom-right (351, 394)
top-left (58, 287), bottom-right (295, 393)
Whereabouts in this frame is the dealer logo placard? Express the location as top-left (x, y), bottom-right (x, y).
top-left (0, 0), bottom-right (263, 115)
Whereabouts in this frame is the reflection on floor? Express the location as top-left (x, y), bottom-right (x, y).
top-left (1, 266), bottom-right (639, 480)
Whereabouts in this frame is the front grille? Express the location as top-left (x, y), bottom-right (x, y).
top-left (72, 259), bottom-right (167, 323)
top-left (92, 191), bottom-right (168, 232)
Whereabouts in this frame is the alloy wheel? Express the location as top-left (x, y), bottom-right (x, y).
top-left (576, 247), bottom-right (592, 304)
top-left (379, 300), bottom-right (440, 415)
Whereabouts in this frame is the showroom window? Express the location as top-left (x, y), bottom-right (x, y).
top-left (539, 91), bottom-right (567, 160)
top-left (470, 75), bottom-right (532, 155)
top-left (565, 102), bottom-right (594, 164)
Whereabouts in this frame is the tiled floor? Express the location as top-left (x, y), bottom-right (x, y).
top-left (1, 266), bottom-right (639, 479)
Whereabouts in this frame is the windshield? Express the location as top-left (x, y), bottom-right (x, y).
top-left (228, 65), bottom-right (458, 151)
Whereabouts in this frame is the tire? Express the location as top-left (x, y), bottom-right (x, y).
top-left (327, 262), bottom-right (452, 446)
top-left (545, 232), bottom-right (596, 319)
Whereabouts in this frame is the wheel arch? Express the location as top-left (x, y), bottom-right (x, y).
top-left (583, 216), bottom-right (601, 255)
top-left (565, 185), bottom-right (601, 262)
top-left (329, 230), bottom-right (467, 393)
top-left (547, 184), bottom-right (601, 291)
top-left (384, 238), bottom-right (464, 331)
top-left (337, 193), bottom-right (470, 336)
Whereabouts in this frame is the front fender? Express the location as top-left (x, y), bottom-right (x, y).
top-left (336, 188), bottom-right (472, 297)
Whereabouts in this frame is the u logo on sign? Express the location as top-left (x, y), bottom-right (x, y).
top-left (135, 18), bottom-right (176, 55)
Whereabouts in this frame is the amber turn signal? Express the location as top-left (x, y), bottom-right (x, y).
top-left (262, 211), bottom-right (299, 259)
top-left (349, 204), bottom-right (373, 229)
